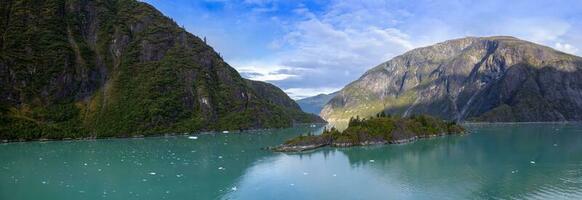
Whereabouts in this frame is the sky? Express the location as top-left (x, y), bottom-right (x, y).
top-left (142, 0), bottom-right (582, 99)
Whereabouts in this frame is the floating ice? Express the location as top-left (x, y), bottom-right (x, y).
top-left (511, 170), bottom-right (519, 174)
top-left (83, 163), bottom-right (88, 166)
top-left (218, 156), bottom-right (223, 159)
top-left (149, 172), bottom-right (156, 175)
top-left (188, 136), bottom-right (198, 140)
top-left (554, 144), bottom-right (558, 147)
top-left (42, 181), bottom-right (47, 184)
top-left (369, 160), bottom-right (375, 163)
top-left (222, 131), bottom-right (229, 133)
top-left (332, 174), bottom-right (337, 177)
top-left (303, 172), bottom-right (308, 175)
top-left (218, 167), bottom-right (225, 170)
top-left (231, 186), bottom-right (237, 191)
top-left (290, 183), bottom-right (295, 186)
top-left (176, 174), bottom-right (183, 178)
top-left (530, 161), bottom-right (536, 164)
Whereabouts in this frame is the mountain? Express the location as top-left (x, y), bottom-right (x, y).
top-left (296, 92), bottom-right (338, 115)
top-left (0, 0), bottom-right (323, 140)
top-left (322, 36), bottom-right (582, 123)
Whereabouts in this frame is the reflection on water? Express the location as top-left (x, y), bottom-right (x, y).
top-left (2, 124), bottom-right (582, 199)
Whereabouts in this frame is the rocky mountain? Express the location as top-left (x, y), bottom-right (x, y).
top-left (296, 92), bottom-right (338, 115)
top-left (321, 36), bottom-right (582, 123)
top-left (0, 0), bottom-right (323, 140)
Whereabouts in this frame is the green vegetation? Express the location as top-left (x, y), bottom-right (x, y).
top-left (0, 0), bottom-right (322, 141)
top-left (274, 113), bottom-right (465, 152)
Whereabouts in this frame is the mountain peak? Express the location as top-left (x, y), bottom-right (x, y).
top-left (322, 36), bottom-right (582, 124)
top-left (0, 0), bottom-right (323, 140)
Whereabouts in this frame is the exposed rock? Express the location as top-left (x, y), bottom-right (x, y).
top-left (0, 0), bottom-right (322, 140)
top-left (322, 36), bottom-right (582, 123)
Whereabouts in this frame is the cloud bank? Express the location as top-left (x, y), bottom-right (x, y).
top-left (145, 0), bottom-right (582, 99)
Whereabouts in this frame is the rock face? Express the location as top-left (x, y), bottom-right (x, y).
top-left (321, 36), bottom-right (582, 123)
top-left (0, 0), bottom-right (322, 140)
top-left (296, 92), bottom-right (338, 115)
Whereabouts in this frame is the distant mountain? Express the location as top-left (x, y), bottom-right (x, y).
top-left (296, 92), bottom-right (338, 115)
top-left (322, 36), bottom-right (582, 123)
top-left (0, 0), bottom-right (323, 140)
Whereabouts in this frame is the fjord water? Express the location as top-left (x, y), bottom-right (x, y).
top-left (2, 124), bottom-right (582, 199)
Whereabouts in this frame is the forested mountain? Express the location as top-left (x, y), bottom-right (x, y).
top-left (0, 0), bottom-right (323, 140)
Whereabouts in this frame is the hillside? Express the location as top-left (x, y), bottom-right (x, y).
top-left (296, 92), bottom-right (338, 115)
top-left (0, 0), bottom-right (323, 140)
top-left (322, 36), bottom-right (582, 123)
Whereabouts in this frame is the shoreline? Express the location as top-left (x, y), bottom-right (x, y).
top-left (463, 121), bottom-right (582, 125)
top-left (0, 123), bottom-right (328, 144)
top-left (270, 131), bottom-right (469, 153)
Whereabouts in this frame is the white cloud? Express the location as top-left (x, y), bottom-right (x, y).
top-left (284, 87), bottom-right (342, 100)
top-left (233, 60), bottom-right (317, 82)
top-left (147, 0), bottom-right (582, 99)
top-left (554, 42), bottom-right (579, 55)
top-left (256, 4), bottom-right (416, 98)
top-left (258, 1), bottom-right (582, 99)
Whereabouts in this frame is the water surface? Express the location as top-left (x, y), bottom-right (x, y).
top-left (2, 124), bottom-right (582, 199)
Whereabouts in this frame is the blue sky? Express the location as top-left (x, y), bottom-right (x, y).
top-left (143, 0), bottom-right (582, 99)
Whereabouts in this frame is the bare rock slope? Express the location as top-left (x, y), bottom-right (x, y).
top-left (322, 36), bottom-right (582, 123)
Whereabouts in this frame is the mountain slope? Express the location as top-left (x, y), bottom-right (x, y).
top-left (296, 92), bottom-right (338, 115)
top-left (0, 0), bottom-right (322, 140)
top-left (322, 36), bottom-right (582, 123)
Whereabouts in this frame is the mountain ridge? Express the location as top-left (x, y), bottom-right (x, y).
top-left (322, 36), bottom-right (582, 124)
top-left (0, 0), bottom-right (323, 140)
top-left (296, 91), bottom-right (338, 115)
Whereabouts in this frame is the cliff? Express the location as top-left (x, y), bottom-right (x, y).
top-left (322, 36), bottom-right (582, 123)
top-left (0, 0), bottom-right (323, 140)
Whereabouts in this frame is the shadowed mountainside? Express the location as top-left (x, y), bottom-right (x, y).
top-left (0, 0), bottom-right (323, 140)
top-left (322, 36), bottom-right (582, 123)
top-left (296, 91), bottom-right (338, 115)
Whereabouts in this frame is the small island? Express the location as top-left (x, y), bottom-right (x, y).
top-left (270, 113), bottom-right (466, 152)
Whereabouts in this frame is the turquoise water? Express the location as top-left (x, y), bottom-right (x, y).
top-left (2, 124), bottom-right (582, 199)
